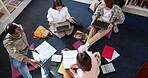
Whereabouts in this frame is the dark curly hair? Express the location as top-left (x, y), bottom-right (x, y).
top-left (5, 23), bottom-right (20, 34)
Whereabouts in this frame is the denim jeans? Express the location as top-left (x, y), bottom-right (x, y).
top-left (10, 50), bottom-right (50, 78)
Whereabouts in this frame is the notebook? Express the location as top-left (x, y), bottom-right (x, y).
top-left (62, 50), bottom-right (78, 69)
top-left (54, 21), bottom-right (71, 32)
top-left (58, 61), bottom-right (64, 74)
top-left (72, 40), bottom-right (84, 49)
top-left (101, 63), bottom-right (115, 74)
top-left (105, 50), bottom-right (120, 62)
top-left (36, 41), bottom-right (57, 59)
top-left (102, 45), bottom-right (115, 60)
top-left (92, 19), bottom-right (109, 30)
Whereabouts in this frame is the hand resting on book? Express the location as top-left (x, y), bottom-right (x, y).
top-left (91, 18), bottom-right (113, 30)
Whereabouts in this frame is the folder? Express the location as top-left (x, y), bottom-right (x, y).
top-left (102, 45), bottom-right (115, 60)
top-left (58, 61), bottom-right (64, 74)
top-left (72, 40), bottom-right (84, 49)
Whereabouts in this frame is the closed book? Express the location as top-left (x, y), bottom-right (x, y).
top-left (101, 63), bottom-right (115, 74)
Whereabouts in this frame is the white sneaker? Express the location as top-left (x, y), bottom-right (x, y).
top-left (78, 45), bottom-right (88, 52)
top-left (113, 25), bottom-right (119, 33)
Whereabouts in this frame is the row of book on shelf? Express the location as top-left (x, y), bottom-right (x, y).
top-left (2, 0), bottom-right (24, 6)
top-left (1, 0), bottom-right (24, 14)
top-left (126, 0), bottom-right (148, 8)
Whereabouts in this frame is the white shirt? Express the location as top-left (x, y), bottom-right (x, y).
top-left (102, 8), bottom-right (112, 22)
top-left (76, 52), bottom-right (100, 78)
top-left (47, 7), bottom-right (70, 23)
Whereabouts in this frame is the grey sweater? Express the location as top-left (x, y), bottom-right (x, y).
top-left (3, 32), bottom-right (30, 62)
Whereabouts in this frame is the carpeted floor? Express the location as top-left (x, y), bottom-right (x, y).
top-left (0, 0), bottom-right (148, 78)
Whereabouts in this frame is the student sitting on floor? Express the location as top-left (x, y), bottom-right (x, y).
top-left (63, 51), bottom-right (101, 78)
top-left (78, 0), bottom-right (125, 52)
top-left (47, 0), bottom-right (75, 38)
top-left (3, 23), bottom-right (50, 78)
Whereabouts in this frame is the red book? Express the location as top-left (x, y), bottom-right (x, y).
top-left (102, 45), bottom-right (115, 60)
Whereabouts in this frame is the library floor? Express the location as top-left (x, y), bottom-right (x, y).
top-left (0, 0), bottom-right (148, 78)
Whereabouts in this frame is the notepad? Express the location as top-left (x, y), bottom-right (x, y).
top-left (36, 41), bottom-right (57, 59)
top-left (62, 50), bottom-right (78, 69)
top-left (102, 45), bottom-right (115, 60)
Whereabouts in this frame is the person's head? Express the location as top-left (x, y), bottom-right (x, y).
top-left (76, 51), bottom-right (92, 71)
top-left (52, 0), bottom-right (65, 11)
top-left (5, 23), bottom-right (23, 37)
top-left (101, 0), bottom-right (114, 9)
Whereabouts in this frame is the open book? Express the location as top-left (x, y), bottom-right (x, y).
top-left (62, 50), bottom-right (78, 69)
top-left (36, 41), bottom-right (57, 59)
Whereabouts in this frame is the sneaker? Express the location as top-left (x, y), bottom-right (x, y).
top-left (78, 45), bottom-right (88, 52)
top-left (113, 25), bottom-right (119, 33)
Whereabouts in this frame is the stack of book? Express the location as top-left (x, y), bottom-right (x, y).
top-left (9, 0), bottom-right (24, 7)
top-left (2, 0), bottom-right (10, 5)
top-left (102, 45), bottom-right (120, 62)
top-left (127, 0), bottom-right (148, 8)
top-left (6, 5), bottom-right (16, 13)
top-left (51, 54), bottom-right (62, 66)
top-left (0, 12), bottom-right (4, 19)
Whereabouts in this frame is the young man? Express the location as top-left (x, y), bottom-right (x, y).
top-left (3, 23), bottom-right (50, 78)
top-left (63, 51), bottom-right (101, 78)
top-left (78, 0), bottom-right (125, 52)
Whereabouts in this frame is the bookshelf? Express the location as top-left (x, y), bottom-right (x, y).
top-left (0, 0), bottom-right (31, 34)
top-left (122, 0), bottom-right (148, 17)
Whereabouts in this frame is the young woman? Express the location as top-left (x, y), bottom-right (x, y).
top-left (78, 0), bottom-right (125, 52)
top-left (63, 51), bottom-right (101, 78)
top-left (47, 0), bottom-right (74, 38)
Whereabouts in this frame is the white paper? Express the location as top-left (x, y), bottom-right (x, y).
top-left (36, 41), bottom-right (57, 59)
top-left (105, 50), bottom-right (120, 62)
top-left (62, 50), bottom-right (78, 69)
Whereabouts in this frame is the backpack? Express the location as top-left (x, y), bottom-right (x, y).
top-left (32, 25), bottom-right (52, 40)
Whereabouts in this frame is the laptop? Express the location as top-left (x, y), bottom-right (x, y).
top-left (54, 21), bottom-right (71, 32)
top-left (92, 19), bottom-right (109, 30)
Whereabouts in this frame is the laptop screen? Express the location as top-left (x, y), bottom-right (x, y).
top-left (57, 25), bottom-right (70, 31)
